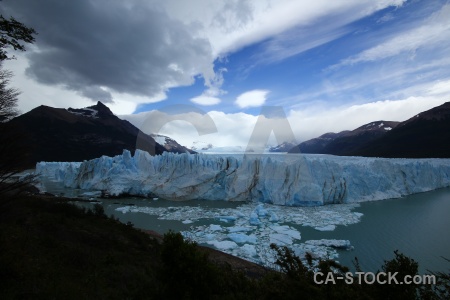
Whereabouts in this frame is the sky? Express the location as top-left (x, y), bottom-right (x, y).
top-left (2, 0), bottom-right (450, 148)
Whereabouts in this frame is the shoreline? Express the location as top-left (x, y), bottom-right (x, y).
top-left (26, 190), bottom-right (271, 278)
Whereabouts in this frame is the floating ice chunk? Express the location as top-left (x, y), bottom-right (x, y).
top-left (207, 240), bottom-right (238, 250)
top-left (67, 195), bottom-right (367, 267)
top-left (209, 224), bottom-right (222, 231)
top-left (269, 211), bottom-right (279, 222)
top-left (255, 204), bottom-right (268, 216)
top-left (228, 226), bottom-right (252, 233)
top-left (204, 233), bottom-right (216, 240)
top-left (314, 225), bottom-right (336, 231)
top-left (228, 233), bottom-right (257, 244)
top-left (116, 206), bottom-right (131, 213)
top-left (153, 197), bottom-right (159, 201)
top-left (271, 225), bottom-right (301, 240)
top-left (80, 191), bottom-right (102, 197)
top-left (216, 215), bottom-right (237, 222)
top-left (305, 239), bottom-right (353, 250)
top-left (182, 220), bottom-right (193, 224)
top-left (269, 233), bottom-right (293, 245)
top-left (235, 211), bottom-right (246, 218)
top-left (240, 244), bottom-right (257, 257)
top-left (249, 212), bottom-right (261, 226)
top-left (112, 200), bottom-right (366, 268)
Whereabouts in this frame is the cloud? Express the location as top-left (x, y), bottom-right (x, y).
top-left (190, 96), bottom-right (221, 106)
top-left (3, 0), bottom-right (414, 115)
top-left (2, 0), bottom-right (216, 104)
top-left (253, 24), bottom-right (349, 65)
top-left (162, 0), bottom-right (406, 56)
top-left (123, 94), bottom-right (449, 149)
top-left (426, 79), bottom-right (450, 95)
top-left (235, 90), bottom-right (270, 108)
top-left (376, 12), bottom-right (395, 23)
top-left (250, 0), bottom-right (405, 65)
top-left (4, 52), bottom-right (176, 115)
top-left (190, 67), bottom-right (226, 106)
top-left (122, 110), bottom-right (259, 148)
top-left (331, 4), bottom-right (450, 69)
top-left (287, 96), bottom-right (448, 141)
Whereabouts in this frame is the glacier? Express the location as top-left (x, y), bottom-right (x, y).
top-left (36, 149), bottom-right (450, 206)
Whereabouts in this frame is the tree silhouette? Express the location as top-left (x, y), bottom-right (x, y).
top-left (0, 68), bottom-right (20, 122)
top-left (0, 15), bottom-right (36, 61)
top-left (0, 15), bottom-right (36, 196)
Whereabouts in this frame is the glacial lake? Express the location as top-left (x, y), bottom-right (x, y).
top-left (40, 178), bottom-right (450, 274)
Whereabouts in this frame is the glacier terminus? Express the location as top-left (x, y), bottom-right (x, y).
top-left (36, 150), bottom-right (450, 206)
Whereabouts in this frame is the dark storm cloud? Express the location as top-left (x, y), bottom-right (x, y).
top-left (2, 0), bottom-right (214, 103)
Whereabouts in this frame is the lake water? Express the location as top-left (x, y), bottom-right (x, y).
top-left (305, 188), bottom-right (450, 273)
top-left (40, 177), bottom-right (450, 274)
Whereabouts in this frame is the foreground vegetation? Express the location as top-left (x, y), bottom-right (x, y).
top-left (0, 194), bottom-right (448, 299)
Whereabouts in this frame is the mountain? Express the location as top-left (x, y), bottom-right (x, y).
top-left (268, 141), bottom-right (297, 152)
top-left (151, 134), bottom-right (195, 154)
top-left (289, 121), bottom-right (399, 155)
top-left (286, 132), bottom-right (347, 154)
top-left (191, 141), bottom-right (214, 151)
top-left (351, 102), bottom-right (450, 158)
top-left (288, 102), bottom-right (450, 158)
top-left (190, 142), bottom-right (261, 153)
top-left (5, 101), bottom-right (170, 168)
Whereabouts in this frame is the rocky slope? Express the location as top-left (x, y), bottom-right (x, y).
top-left (5, 101), bottom-right (167, 167)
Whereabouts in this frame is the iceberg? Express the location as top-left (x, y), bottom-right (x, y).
top-left (36, 150), bottom-right (450, 206)
top-left (269, 233), bottom-right (294, 245)
top-left (305, 239), bottom-right (353, 250)
top-left (249, 212), bottom-right (261, 226)
top-left (206, 240), bottom-right (238, 250)
top-left (114, 201), bottom-right (361, 266)
top-left (314, 225), bottom-right (336, 231)
top-left (227, 233), bottom-right (258, 244)
top-left (240, 244), bottom-right (257, 258)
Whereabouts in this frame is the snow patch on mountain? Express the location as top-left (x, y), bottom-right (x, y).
top-left (67, 107), bottom-right (98, 118)
top-left (150, 134), bottom-right (193, 153)
top-left (152, 134), bottom-right (167, 146)
top-left (191, 141), bottom-right (214, 151)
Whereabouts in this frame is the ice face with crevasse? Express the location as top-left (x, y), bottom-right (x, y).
top-left (36, 150), bottom-right (450, 206)
top-left (115, 201), bottom-right (361, 266)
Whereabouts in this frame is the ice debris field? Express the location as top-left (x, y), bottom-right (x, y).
top-left (34, 149), bottom-right (450, 265)
top-left (116, 201), bottom-right (361, 266)
top-left (36, 150), bottom-right (450, 206)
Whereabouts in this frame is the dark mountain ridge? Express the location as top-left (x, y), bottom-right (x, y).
top-left (352, 102), bottom-right (450, 158)
top-left (289, 120), bottom-right (400, 155)
top-left (289, 101), bottom-right (450, 158)
top-left (150, 133), bottom-right (195, 154)
top-left (4, 101), bottom-right (186, 168)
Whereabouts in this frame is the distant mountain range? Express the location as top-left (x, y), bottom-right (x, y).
top-left (191, 141), bottom-right (214, 151)
top-left (6, 101), bottom-right (450, 168)
top-left (288, 102), bottom-right (450, 158)
top-left (268, 141), bottom-right (299, 153)
top-left (152, 134), bottom-right (194, 154)
top-left (288, 120), bottom-right (400, 155)
top-left (191, 141), bottom-right (247, 153)
top-left (5, 101), bottom-right (192, 168)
